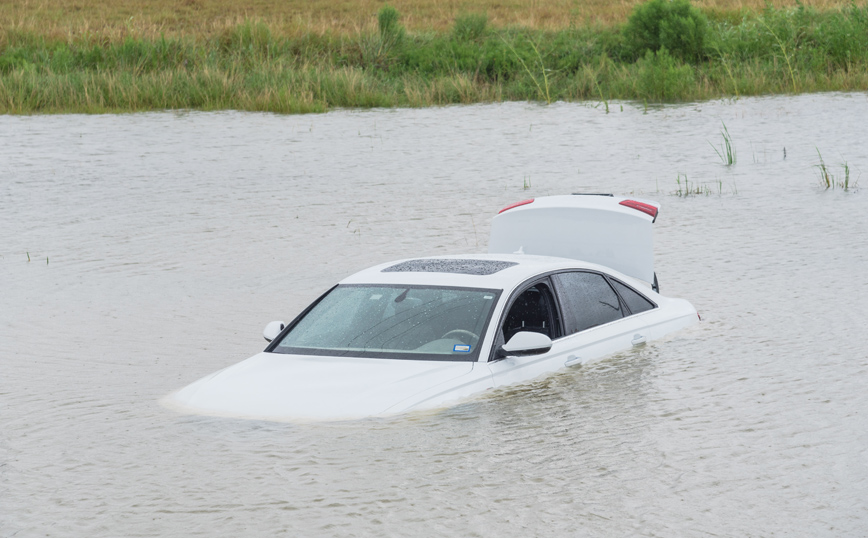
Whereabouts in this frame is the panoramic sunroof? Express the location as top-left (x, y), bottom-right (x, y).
top-left (382, 259), bottom-right (518, 276)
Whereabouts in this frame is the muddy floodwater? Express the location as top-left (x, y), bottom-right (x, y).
top-left (2, 93), bottom-right (867, 537)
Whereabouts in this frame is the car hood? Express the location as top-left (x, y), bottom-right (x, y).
top-left (165, 352), bottom-right (477, 422)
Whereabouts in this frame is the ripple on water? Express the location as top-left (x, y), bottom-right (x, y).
top-left (1, 94), bottom-right (867, 537)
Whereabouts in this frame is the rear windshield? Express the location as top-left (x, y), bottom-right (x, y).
top-left (271, 284), bottom-right (500, 361)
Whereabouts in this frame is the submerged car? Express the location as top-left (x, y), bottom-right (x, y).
top-left (165, 195), bottom-right (698, 421)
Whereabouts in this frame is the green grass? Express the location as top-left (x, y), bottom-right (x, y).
top-left (816, 148), bottom-right (858, 190)
top-left (1, 2), bottom-right (868, 114)
top-left (710, 121), bottom-right (736, 165)
top-left (673, 173), bottom-right (736, 196)
top-left (674, 173), bottom-right (708, 196)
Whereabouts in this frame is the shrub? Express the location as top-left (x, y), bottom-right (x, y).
top-left (378, 5), bottom-right (405, 44)
top-left (635, 46), bottom-right (695, 100)
top-left (453, 13), bottom-right (488, 42)
top-left (359, 5), bottom-right (405, 68)
top-left (809, 4), bottom-right (868, 69)
top-left (624, 0), bottom-right (708, 62)
top-left (0, 49), bottom-right (35, 74)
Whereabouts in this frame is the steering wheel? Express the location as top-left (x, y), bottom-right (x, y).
top-left (441, 329), bottom-right (479, 344)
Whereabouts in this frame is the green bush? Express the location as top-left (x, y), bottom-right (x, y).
top-left (378, 5), bottom-right (405, 44)
top-left (624, 0), bottom-right (708, 62)
top-left (353, 5), bottom-right (406, 69)
top-left (453, 13), bottom-right (488, 41)
top-left (635, 47), bottom-right (695, 100)
top-left (0, 49), bottom-right (35, 74)
top-left (808, 4), bottom-right (868, 69)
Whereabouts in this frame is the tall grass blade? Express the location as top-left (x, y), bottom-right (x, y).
top-left (709, 121), bottom-right (736, 165)
top-left (816, 148), bottom-right (832, 189)
top-left (501, 36), bottom-right (551, 104)
top-left (758, 17), bottom-right (798, 93)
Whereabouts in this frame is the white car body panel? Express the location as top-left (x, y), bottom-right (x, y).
top-left (489, 195), bottom-right (658, 284)
top-left (167, 352), bottom-right (488, 422)
top-left (164, 196), bottom-right (698, 422)
top-left (488, 297), bottom-right (696, 387)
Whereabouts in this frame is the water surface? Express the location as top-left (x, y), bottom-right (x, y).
top-left (2, 94), bottom-right (867, 536)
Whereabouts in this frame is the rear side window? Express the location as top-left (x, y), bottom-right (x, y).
top-left (552, 272), bottom-right (623, 335)
top-left (611, 279), bottom-right (656, 315)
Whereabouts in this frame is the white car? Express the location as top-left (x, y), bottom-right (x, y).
top-left (165, 195), bottom-right (698, 421)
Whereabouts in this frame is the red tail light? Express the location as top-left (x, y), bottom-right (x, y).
top-left (498, 198), bottom-right (534, 214)
top-left (619, 200), bottom-right (658, 221)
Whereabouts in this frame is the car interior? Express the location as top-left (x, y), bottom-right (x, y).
top-left (501, 283), bottom-right (559, 343)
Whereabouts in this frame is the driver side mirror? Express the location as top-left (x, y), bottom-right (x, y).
top-left (263, 321), bottom-right (286, 342)
top-left (499, 331), bottom-right (553, 357)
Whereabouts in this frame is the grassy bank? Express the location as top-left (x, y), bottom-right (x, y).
top-left (1, 0), bottom-right (855, 37)
top-left (2, 1), bottom-right (867, 114)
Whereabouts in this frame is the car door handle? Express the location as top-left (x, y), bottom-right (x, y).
top-left (631, 334), bottom-right (646, 346)
top-left (565, 355), bottom-right (582, 367)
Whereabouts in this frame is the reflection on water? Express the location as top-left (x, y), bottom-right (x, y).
top-left (2, 94), bottom-right (867, 537)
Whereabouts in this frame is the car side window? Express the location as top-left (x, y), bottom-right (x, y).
top-left (552, 271), bottom-right (623, 335)
top-left (610, 279), bottom-right (656, 315)
top-left (501, 281), bottom-right (561, 343)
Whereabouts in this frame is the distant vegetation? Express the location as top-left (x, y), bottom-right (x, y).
top-left (1, 0), bottom-right (856, 37)
top-left (1, 0), bottom-right (867, 113)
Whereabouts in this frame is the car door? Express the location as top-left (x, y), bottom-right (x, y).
top-left (548, 271), bottom-right (654, 367)
top-left (486, 277), bottom-right (575, 387)
top-left (487, 270), bottom-right (659, 387)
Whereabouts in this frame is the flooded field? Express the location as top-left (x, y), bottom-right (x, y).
top-left (1, 93), bottom-right (867, 537)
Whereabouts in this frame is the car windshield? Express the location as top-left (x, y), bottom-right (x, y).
top-left (271, 284), bottom-right (500, 361)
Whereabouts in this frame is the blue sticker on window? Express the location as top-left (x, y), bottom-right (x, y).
top-left (453, 344), bottom-right (471, 353)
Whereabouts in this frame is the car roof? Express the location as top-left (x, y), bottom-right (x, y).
top-left (339, 253), bottom-right (644, 290)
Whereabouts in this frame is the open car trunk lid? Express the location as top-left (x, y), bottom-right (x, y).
top-left (488, 194), bottom-right (659, 285)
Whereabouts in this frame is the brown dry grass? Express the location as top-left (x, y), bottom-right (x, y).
top-left (1, 0), bottom-right (856, 40)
